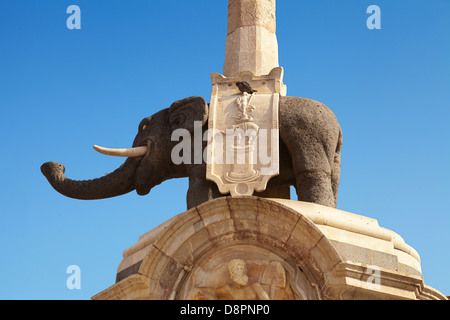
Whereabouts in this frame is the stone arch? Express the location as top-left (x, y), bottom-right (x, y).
top-left (137, 197), bottom-right (342, 300)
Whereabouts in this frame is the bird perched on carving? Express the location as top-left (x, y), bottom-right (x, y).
top-left (236, 81), bottom-right (257, 94)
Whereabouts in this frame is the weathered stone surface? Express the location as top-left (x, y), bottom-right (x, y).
top-left (92, 197), bottom-right (447, 300)
top-left (224, 26), bottom-right (279, 77)
top-left (227, 0), bottom-right (276, 35)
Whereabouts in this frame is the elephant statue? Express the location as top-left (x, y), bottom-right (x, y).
top-left (41, 95), bottom-right (342, 209)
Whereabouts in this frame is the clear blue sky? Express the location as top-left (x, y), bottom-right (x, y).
top-left (0, 0), bottom-right (448, 299)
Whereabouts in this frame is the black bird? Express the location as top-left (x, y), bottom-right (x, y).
top-left (236, 81), bottom-right (257, 94)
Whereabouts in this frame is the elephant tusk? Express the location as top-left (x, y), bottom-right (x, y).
top-left (93, 145), bottom-right (148, 157)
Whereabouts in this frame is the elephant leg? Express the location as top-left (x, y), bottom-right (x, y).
top-left (187, 163), bottom-right (224, 209)
top-left (187, 178), bottom-right (223, 209)
top-left (254, 183), bottom-right (291, 199)
top-left (295, 169), bottom-right (335, 207)
top-left (288, 140), bottom-right (336, 207)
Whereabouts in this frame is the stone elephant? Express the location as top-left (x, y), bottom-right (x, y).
top-left (41, 95), bottom-right (342, 209)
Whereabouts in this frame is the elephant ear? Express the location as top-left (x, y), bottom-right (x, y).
top-left (168, 96), bottom-right (208, 132)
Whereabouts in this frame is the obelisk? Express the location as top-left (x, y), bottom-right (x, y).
top-left (224, 0), bottom-right (279, 77)
top-left (206, 0), bottom-right (285, 197)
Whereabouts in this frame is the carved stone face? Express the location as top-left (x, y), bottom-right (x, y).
top-left (228, 259), bottom-right (248, 286)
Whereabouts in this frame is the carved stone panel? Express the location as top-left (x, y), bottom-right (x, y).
top-left (178, 244), bottom-right (320, 300)
top-left (207, 68), bottom-right (286, 196)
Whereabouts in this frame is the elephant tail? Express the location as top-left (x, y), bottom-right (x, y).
top-left (331, 127), bottom-right (343, 206)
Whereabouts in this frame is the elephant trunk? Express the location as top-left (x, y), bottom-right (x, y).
top-left (41, 158), bottom-right (139, 200)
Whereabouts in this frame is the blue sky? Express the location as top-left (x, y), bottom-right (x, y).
top-left (0, 0), bottom-right (448, 299)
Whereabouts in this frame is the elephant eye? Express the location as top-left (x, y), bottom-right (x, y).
top-left (139, 117), bottom-right (151, 132)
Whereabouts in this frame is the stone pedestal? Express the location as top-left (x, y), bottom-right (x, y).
top-left (92, 197), bottom-right (446, 300)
